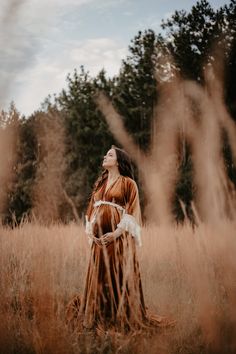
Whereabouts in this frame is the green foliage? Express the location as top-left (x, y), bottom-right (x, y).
top-left (5, 116), bottom-right (38, 224)
top-left (161, 0), bottom-right (235, 82)
top-left (224, 1), bottom-right (236, 119)
top-left (3, 1), bottom-right (236, 223)
top-left (161, 0), bottom-right (236, 220)
top-left (173, 142), bottom-right (196, 224)
top-left (57, 67), bottom-right (115, 215)
top-left (112, 29), bottom-right (158, 152)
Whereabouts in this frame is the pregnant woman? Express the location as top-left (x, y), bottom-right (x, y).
top-left (67, 145), bottom-right (173, 332)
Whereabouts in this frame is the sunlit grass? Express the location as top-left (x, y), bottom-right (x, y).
top-left (1, 220), bottom-right (235, 353)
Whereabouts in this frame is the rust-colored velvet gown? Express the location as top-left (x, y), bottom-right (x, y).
top-left (67, 175), bottom-right (165, 332)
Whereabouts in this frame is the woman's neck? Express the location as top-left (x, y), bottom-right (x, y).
top-left (107, 169), bottom-right (120, 181)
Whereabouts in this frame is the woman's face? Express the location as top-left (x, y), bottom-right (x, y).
top-left (102, 148), bottom-right (118, 169)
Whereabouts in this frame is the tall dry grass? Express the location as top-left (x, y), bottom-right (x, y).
top-left (0, 10), bottom-right (235, 352)
top-left (0, 219), bottom-right (235, 354)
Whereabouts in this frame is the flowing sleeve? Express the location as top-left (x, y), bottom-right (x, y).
top-left (86, 193), bottom-right (94, 220)
top-left (117, 178), bottom-right (142, 246)
top-left (85, 193), bottom-right (94, 242)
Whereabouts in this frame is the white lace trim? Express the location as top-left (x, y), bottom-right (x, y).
top-left (117, 213), bottom-right (142, 247)
top-left (85, 201), bottom-right (142, 247)
top-left (85, 215), bottom-right (93, 246)
top-left (85, 200), bottom-right (125, 236)
top-left (93, 200), bottom-right (125, 213)
top-left (85, 215), bottom-right (93, 235)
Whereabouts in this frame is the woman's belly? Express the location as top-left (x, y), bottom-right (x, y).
top-left (90, 205), bottom-right (122, 237)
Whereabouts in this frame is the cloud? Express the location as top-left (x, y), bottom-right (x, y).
top-left (70, 38), bottom-right (127, 75)
top-left (0, 0), bottom-right (96, 109)
top-left (0, 0), bottom-right (130, 115)
top-left (92, 0), bottom-right (129, 13)
top-left (12, 37), bottom-right (127, 116)
top-left (134, 11), bottom-right (173, 35)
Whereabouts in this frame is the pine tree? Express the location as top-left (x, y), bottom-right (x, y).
top-left (112, 30), bottom-right (158, 152)
top-left (57, 67), bottom-right (114, 216)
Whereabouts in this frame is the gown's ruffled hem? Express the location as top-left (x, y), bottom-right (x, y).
top-left (66, 293), bottom-right (176, 333)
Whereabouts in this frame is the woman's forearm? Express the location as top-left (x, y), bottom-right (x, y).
top-left (113, 227), bottom-right (123, 239)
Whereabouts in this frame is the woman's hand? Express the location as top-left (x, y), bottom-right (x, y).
top-left (93, 228), bottom-right (123, 247)
top-left (99, 232), bottom-right (116, 246)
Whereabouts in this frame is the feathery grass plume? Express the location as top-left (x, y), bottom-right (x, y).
top-left (94, 41), bottom-right (236, 352)
top-left (0, 107), bottom-right (19, 222)
top-left (0, 221), bottom-right (236, 352)
top-left (31, 110), bottom-right (68, 223)
top-left (96, 40), bottom-right (236, 224)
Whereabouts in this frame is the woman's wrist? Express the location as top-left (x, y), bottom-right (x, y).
top-left (113, 227), bottom-right (123, 239)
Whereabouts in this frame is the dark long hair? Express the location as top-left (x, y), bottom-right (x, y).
top-left (92, 145), bottom-right (134, 193)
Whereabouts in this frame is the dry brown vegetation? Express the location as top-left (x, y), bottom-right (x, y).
top-left (1, 69), bottom-right (236, 352)
top-left (1, 63), bottom-right (236, 353)
top-left (0, 219), bottom-right (236, 354)
top-left (1, 6), bottom-right (236, 352)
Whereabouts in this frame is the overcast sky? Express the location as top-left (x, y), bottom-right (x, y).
top-left (0, 0), bottom-right (228, 116)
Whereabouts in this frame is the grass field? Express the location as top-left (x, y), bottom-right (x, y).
top-left (1, 220), bottom-right (236, 354)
